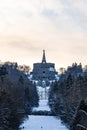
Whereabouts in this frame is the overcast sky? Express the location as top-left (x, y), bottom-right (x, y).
top-left (0, 0), bottom-right (87, 69)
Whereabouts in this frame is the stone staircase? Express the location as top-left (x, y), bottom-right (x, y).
top-left (31, 110), bottom-right (53, 116)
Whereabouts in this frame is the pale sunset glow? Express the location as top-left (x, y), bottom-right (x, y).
top-left (0, 0), bottom-right (87, 69)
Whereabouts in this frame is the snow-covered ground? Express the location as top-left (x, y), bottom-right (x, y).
top-left (21, 116), bottom-right (68, 130)
top-left (21, 100), bottom-right (68, 130)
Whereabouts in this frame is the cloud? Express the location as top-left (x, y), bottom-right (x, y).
top-left (0, 0), bottom-right (87, 68)
top-left (60, 0), bottom-right (87, 32)
top-left (0, 0), bottom-right (87, 34)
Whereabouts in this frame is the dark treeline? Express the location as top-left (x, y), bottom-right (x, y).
top-left (48, 63), bottom-right (87, 129)
top-left (71, 98), bottom-right (87, 130)
top-left (0, 62), bottom-right (39, 130)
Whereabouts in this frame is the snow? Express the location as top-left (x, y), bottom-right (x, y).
top-left (21, 116), bottom-right (68, 130)
top-left (55, 74), bottom-right (59, 80)
top-left (28, 74), bottom-right (32, 80)
top-left (36, 86), bottom-right (49, 100)
top-left (33, 100), bottom-right (50, 111)
top-left (49, 67), bottom-right (55, 71)
top-left (20, 100), bottom-right (68, 130)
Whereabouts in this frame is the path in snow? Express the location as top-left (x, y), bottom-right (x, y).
top-left (21, 100), bottom-right (68, 130)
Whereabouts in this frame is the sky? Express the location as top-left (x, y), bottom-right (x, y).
top-left (0, 0), bottom-right (87, 70)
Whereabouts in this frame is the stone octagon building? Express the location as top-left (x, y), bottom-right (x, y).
top-left (29, 50), bottom-right (59, 99)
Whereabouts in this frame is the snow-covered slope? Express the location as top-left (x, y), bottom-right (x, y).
top-left (33, 100), bottom-right (50, 111)
top-left (20, 100), bottom-right (68, 130)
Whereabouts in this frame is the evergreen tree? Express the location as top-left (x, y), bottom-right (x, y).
top-left (0, 89), bottom-right (25, 130)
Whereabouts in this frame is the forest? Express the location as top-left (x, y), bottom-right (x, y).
top-left (0, 62), bottom-right (39, 130)
top-left (49, 63), bottom-right (87, 129)
top-left (0, 62), bottom-right (87, 130)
